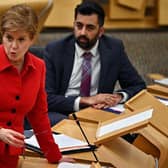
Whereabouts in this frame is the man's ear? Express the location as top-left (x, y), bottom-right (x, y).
top-left (99, 27), bottom-right (104, 37)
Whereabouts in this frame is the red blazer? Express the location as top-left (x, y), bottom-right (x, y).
top-left (0, 45), bottom-right (61, 162)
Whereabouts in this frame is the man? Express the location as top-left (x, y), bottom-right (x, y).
top-left (44, 1), bottom-right (146, 125)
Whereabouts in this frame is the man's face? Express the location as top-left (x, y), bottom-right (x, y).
top-left (74, 13), bottom-right (104, 50)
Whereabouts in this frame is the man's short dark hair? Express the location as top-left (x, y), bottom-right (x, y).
top-left (74, 1), bottom-right (105, 27)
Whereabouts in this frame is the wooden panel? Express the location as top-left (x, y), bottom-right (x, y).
top-left (17, 156), bottom-right (101, 168)
top-left (44, 0), bottom-right (81, 27)
top-left (147, 84), bottom-right (168, 98)
top-left (147, 73), bottom-right (165, 80)
top-left (158, 0), bottom-right (168, 25)
top-left (133, 134), bottom-right (160, 158)
top-left (100, 138), bottom-right (155, 168)
top-left (118, 0), bottom-right (146, 10)
top-left (0, 0), bottom-right (53, 32)
top-left (134, 125), bottom-right (168, 168)
top-left (42, 0), bottom-right (158, 29)
top-left (69, 107), bottom-right (120, 123)
top-left (52, 119), bottom-right (97, 143)
top-left (125, 90), bottom-right (168, 137)
top-left (17, 157), bottom-right (56, 168)
top-left (109, 0), bottom-right (146, 20)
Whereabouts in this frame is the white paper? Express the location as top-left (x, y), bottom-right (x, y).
top-left (96, 108), bottom-right (153, 138)
top-left (157, 97), bottom-right (168, 106)
top-left (154, 78), bottom-right (168, 87)
top-left (25, 133), bottom-right (89, 151)
top-left (57, 162), bottom-right (108, 168)
top-left (57, 162), bottom-right (91, 168)
top-left (108, 104), bottom-right (125, 113)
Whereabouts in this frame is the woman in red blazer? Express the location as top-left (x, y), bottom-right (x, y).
top-left (0, 4), bottom-right (73, 168)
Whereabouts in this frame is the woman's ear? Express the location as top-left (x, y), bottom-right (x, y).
top-left (30, 35), bottom-right (37, 45)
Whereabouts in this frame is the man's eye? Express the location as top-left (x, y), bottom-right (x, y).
top-left (77, 25), bottom-right (83, 29)
top-left (75, 23), bottom-right (83, 29)
top-left (87, 26), bottom-right (96, 31)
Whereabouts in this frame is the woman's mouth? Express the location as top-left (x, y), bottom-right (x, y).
top-left (10, 52), bottom-right (17, 58)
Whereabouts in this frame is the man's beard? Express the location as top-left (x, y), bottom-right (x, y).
top-left (76, 35), bottom-right (98, 50)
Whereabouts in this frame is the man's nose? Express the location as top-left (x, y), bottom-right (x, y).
top-left (80, 27), bottom-right (87, 35)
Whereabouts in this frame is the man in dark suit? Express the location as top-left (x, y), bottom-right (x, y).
top-left (44, 1), bottom-right (146, 126)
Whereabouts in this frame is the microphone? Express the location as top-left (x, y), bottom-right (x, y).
top-left (72, 113), bottom-right (99, 162)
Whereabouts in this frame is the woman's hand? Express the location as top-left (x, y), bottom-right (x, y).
top-left (0, 128), bottom-right (25, 147)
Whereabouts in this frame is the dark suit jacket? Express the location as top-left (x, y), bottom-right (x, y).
top-left (44, 34), bottom-right (146, 114)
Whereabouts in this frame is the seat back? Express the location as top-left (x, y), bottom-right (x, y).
top-left (0, 0), bottom-right (53, 33)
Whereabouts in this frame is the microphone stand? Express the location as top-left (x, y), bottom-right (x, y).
top-left (72, 113), bottom-right (99, 162)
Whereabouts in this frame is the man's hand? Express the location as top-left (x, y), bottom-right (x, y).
top-left (80, 93), bottom-right (123, 109)
top-left (0, 128), bottom-right (25, 147)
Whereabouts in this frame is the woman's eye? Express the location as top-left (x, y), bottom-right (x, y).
top-left (6, 35), bottom-right (13, 42)
top-left (18, 38), bottom-right (25, 42)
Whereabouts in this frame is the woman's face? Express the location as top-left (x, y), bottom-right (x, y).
top-left (2, 30), bottom-right (34, 64)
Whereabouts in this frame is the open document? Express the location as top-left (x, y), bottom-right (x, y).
top-left (57, 162), bottom-right (107, 168)
top-left (104, 104), bottom-right (125, 114)
top-left (25, 132), bottom-right (95, 154)
top-left (154, 78), bottom-right (168, 87)
top-left (57, 162), bottom-right (92, 168)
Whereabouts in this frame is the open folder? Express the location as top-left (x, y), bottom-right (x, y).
top-left (94, 106), bottom-right (153, 145)
top-left (25, 132), bottom-right (96, 155)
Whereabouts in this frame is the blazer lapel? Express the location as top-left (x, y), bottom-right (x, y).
top-left (98, 40), bottom-right (112, 92)
top-left (62, 38), bottom-right (75, 92)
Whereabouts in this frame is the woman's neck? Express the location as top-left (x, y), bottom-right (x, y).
top-left (11, 59), bottom-right (24, 72)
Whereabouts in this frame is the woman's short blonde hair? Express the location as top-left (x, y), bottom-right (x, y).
top-left (0, 4), bottom-right (38, 39)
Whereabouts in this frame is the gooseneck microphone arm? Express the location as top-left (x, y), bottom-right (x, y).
top-left (72, 113), bottom-right (99, 162)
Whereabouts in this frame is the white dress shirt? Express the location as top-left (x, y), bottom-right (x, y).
top-left (65, 40), bottom-right (127, 111)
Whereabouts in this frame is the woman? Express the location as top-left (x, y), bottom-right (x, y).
top-left (0, 4), bottom-right (73, 168)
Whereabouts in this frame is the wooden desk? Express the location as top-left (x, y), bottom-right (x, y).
top-left (147, 73), bottom-right (165, 80)
top-left (52, 119), bottom-right (155, 168)
top-left (52, 119), bottom-right (97, 143)
top-left (17, 156), bottom-right (56, 168)
top-left (147, 84), bottom-right (168, 99)
top-left (69, 107), bottom-right (127, 123)
top-left (17, 156), bottom-right (102, 168)
top-left (52, 119), bottom-right (110, 164)
top-left (25, 119), bottom-right (155, 167)
top-left (25, 120), bottom-right (111, 166)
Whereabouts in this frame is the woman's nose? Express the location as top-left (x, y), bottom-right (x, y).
top-left (11, 41), bottom-right (18, 49)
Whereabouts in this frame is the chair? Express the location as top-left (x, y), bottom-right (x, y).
top-left (133, 125), bottom-right (168, 168)
top-left (0, 0), bottom-right (53, 33)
